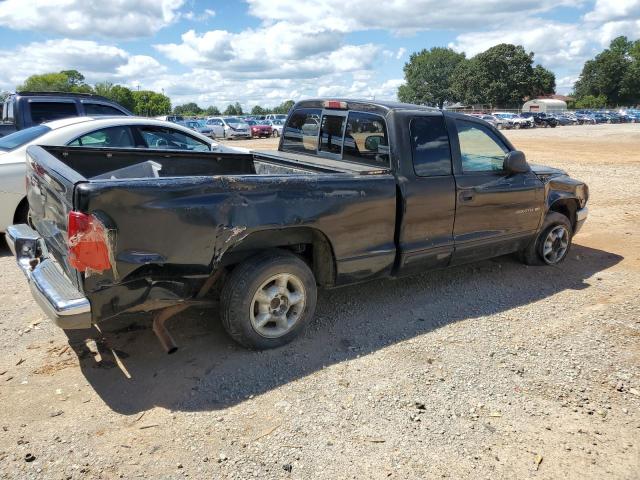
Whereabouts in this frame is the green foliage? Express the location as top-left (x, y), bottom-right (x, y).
top-left (18, 71), bottom-right (93, 93)
top-left (131, 90), bottom-right (171, 116)
top-left (251, 105), bottom-right (267, 115)
top-left (233, 102), bottom-right (243, 115)
top-left (272, 100), bottom-right (295, 114)
top-left (397, 47), bottom-right (466, 108)
top-left (451, 44), bottom-right (539, 108)
top-left (223, 104), bottom-right (238, 115)
top-left (573, 94), bottom-right (607, 109)
top-left (204, 105), bottom-right (221, 116)
top-left (174, 102), bottom-right (203, 116)
top-left (94, 82), bottom-right (135, 112)
top-left (531, 65), bottom-right (556, 97)
top-left (574, 36), bottom-right (640, 106)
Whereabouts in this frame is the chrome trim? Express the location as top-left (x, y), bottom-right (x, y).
top-left (7, 224), bottom-right (91, 329)
top-left (576, 206), bottom-right (588, 222)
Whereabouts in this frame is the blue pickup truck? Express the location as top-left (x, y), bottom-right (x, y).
top-left (7, 99), bottom-right (589, 353)
top-left (1, 91), bottom-right (131, 137)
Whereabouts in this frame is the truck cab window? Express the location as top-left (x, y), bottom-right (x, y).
top-left (281, 108), bottom-right (321, 153)
top-left (318, 115), bottom-right (345, 155)
top-left (29, 102), bottom-right (78, 124)
top-left (456, 120), bottom-right (508, 173)
top-left (84, 103), bottom-right (126, 116)
top-left (343, 112), bottom-right (389, 167)
top-left (410, 116), bottom-right (452, 176)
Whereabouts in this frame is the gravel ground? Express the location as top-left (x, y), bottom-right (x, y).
top-left (0, 124), bottom-right (638, 479)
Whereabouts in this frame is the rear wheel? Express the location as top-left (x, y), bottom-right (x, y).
top-left (519, 212), bottom-right (573, 266)
top-left (220, 250), bottom-right (317, 349)
top-left (13, 199), bottom-right (31, 227)
top-left (273, 129), bottom-right (279, 137)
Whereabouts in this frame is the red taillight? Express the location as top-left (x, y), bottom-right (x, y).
top-left (323, 100), bottom-right (348, 110)
top-left (67, 211), bottom-right (111, 273)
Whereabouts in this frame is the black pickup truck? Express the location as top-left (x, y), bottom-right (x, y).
top-left (0, 91), bottom-right (131, 137)
top-left (7, 99), bottom-right (588, 352)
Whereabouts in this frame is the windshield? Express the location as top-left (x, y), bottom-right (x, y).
top-left (224, 117), bottom-right (242, 124)
top-left (0, 125), bottom-right (51, 151)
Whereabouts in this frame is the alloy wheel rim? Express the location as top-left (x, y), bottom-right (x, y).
top-left (250, 273), bottom-right (305, 338)
top-left (542, 225), bottom-right (569, 264)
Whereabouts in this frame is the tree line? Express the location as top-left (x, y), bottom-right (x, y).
top-left (172, 100), bottom-right (295, 117)
top-left (398, 37), bottom-right (639, 109)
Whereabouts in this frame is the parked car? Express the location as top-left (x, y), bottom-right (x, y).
top-left (575, 113), bottom-right (596, 125)
top-left (553, 114), bottom-right (577, 126)
top-left (493, 112), bottom-right (532, 129)
top-left (1, 91), bottom-right (131, 138)
top-left (245, 119), bottom-right (273, 138)
top-left (0, 117), bottom-right (231, 232)
top-left (205, 117), bottom-right (252, 139)
top-left (262, 119), bottom-right (285, 137)
top-left (466, 113), bottom-right (500, 128)
top-left (181, 119), bottom-right (215, 138)
top-left (155, 115), bottom-right (184, 123)
top-left (265, 114), bottom-right (287, 122)
top-left (8, 99), bottom-right (588, 354)
top-left (520, 112), bottom-right (558, 128)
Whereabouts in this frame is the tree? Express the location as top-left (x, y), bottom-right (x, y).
top-left (573, 94), bottom-right (607, 109)
top-left (233, 102), bottom-right (243, 115)
top-left (451, 44), bottom-right (537, 108)
top-left (531, 65), bottom-right (556, 98)
top-left (273, 100), bottom-right (295, 114)
top-left (18, 72), bottom-right (81, 92)
top-left (94, 82), bottom-right (135, 112)
top-left (397, 47), bottom-right (467, 108)
top-left (574, 36), bottom-right (640, 106)
top-left (251, 105), bottom-right (267, 115)
top-left (224, 104), bottom-right (238, 115)
top-left (174, 102), bottom-right (203, 116)
top-left (204, 105), bottom-right (221, 116)
top-left (131, 90), bottom-right (171, 116)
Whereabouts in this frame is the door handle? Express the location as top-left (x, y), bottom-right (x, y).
top-left (459, 191), bottom-right (475, 202)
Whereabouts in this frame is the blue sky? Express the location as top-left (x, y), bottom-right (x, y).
top-left (0, 0), bottom-right (638, 109)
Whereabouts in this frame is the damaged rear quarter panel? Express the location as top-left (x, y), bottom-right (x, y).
top-left (76, 172), bottom-right (397, 320)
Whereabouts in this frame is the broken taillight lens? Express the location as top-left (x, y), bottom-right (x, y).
top-left (67, 211), bottom-right (111, 273)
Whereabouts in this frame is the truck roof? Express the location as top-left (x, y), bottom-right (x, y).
top-left (294, 98), bottom-right (440, 115)
top-left (9, 91), bottom-right (113, 101)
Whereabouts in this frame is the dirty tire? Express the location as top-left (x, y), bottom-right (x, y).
top-left (519, 212), bottom-right (573, 266)
top-left (220, 250), bottom-right (317, 349)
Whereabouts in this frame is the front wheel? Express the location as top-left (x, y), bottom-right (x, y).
top-left (519, 212), bottom-right (573, 266)
top-left (272, 129), bottom-right (280, 137)
top-left (220, 250), bottom-right (317, 349)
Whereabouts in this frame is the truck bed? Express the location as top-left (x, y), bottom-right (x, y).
top-left (25, 145), bottom-right (398, 323)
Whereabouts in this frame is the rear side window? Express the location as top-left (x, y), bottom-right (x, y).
top-left (69, 126), bottom-right (135, 148)
top-left (29, 101), bottom-right (78, 124)
top-left (281, 108), bottom-right (321, 153)
top-left (0, 125), bottom-right (51, 151)
top-left (343, 112), bottom-right (389, 166)
top-left (410, 116), bottom-right (452, 176)
top-left (83, 103), bottom-right (125, 116)
top-left (318, 115), bottom-right (345, 155)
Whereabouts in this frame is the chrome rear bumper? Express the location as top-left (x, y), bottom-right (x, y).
top-left (6, 224), bottom-right (91, 329)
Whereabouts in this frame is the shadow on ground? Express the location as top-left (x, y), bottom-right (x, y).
top-left (20, 243), bottom-right (620, 415)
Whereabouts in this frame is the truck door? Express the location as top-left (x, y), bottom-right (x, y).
top-left (396, 113), bottom-right (456, 274)
top-left (450, 117), bottom-right (544, 265)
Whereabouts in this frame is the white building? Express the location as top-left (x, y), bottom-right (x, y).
top-left (522, 98), bottom-right (567, 113)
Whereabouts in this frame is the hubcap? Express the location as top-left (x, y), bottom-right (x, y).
top-left (250, 273), bottom-right (305, 338)
top-left (542, 225), bottom-right (569, 264)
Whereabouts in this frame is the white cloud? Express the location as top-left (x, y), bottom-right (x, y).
top-left (0, 0), bottom-right (184, 39)
top-left (396, 48), bottom-right (407, 59)
top-left (449, 21), bottom-right (592, 70)
top-left (584, 0), bottom-right (640, 23)
top-left (0, 39), bottom-right (166, 91)
top-left (246, 0), bottom-right (583, 33)
top-left (183, 8), bottom-right (216, 22)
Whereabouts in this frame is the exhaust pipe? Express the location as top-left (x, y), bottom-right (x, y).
top-left (152, 304), bottom-right (189, 354)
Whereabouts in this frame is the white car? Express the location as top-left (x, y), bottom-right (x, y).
top-left (0, 116), bottom-right (232, 232)
top-left (265, 114), bottom-right (287, 122)
top-left (493, 112), bottom-right (533, 129)
top-left (205, 117), bottom-right (252, 139)
top-left (262, 119), bottom-right (284, 137)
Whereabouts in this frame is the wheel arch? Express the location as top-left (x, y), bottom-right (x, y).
top-left (218, 226), bottom-right (337, 287)
top-left (548, 197), bottom-right (578, 231)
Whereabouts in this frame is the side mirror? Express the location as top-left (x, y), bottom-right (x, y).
top-left (504, 150), bottom-right (530, 173)
top-left (364, 135), bottom-right (384, 151)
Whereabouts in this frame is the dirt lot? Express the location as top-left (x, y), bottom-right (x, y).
top-left (0, 124), bottom-right (639, 479)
